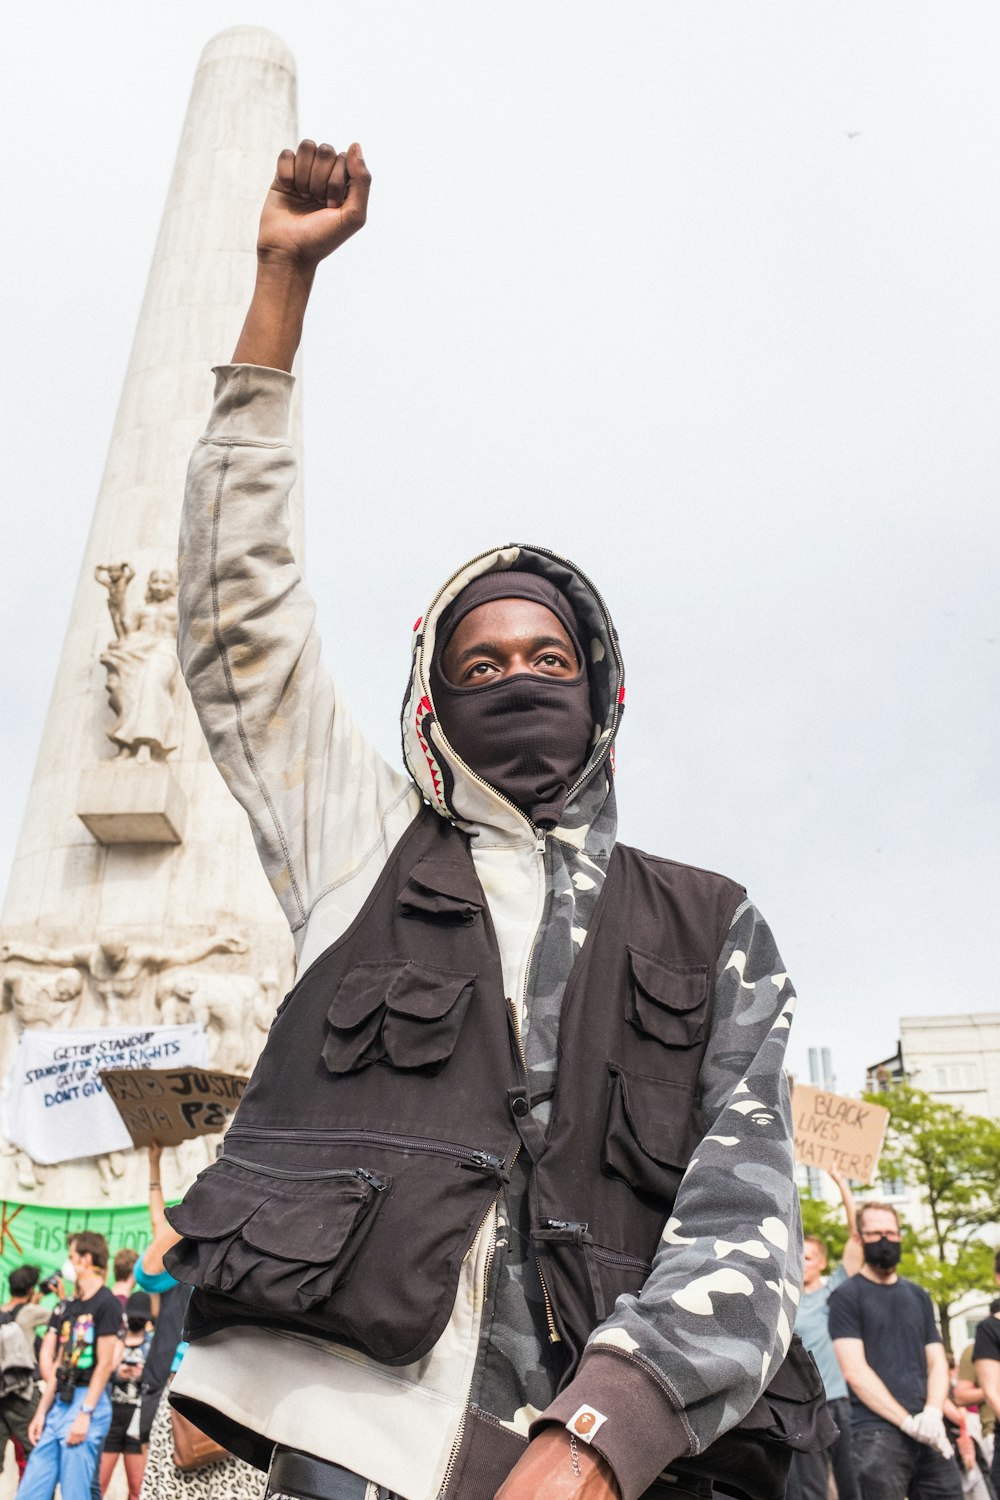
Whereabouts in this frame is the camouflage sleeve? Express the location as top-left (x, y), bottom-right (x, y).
top-left (178, 364), bottom-right (418, 938)
top-left (533, 900), bottom-right (801, 1500)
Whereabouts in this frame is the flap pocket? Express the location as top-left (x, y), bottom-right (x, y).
top-left (328, 962), bottom-right (400, 1030)
top-left (603, 1063), bottom-right (702, 1199)
top-left (165, 1158), bottom-right (388, 1313)
top-left (323, 961), bottom-right (398, 1074)
top-left (323, 960), bottom-right (476, 1074)
top-left (626, 946), bottom-right (708, 1048)
top-left (166, 1163), bottom-right (270, 1241)
top-left (398, 855), bottom-right (484, 924)
top-left (242, 1175), bottom-right (380, 1265)
top-left (383, 965), bottom-right (475, 1069)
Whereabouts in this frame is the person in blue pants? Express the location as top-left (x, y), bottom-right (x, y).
top-left (20, 1231), bottom-right (120, 1500)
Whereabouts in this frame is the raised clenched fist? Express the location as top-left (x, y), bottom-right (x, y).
top-left (256, 139), bottom-right (371, 266)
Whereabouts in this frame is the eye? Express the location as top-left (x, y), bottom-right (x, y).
top-left (462, 661), bottom-right (499, 682)
top-left (536, 651), bottom-right (574, 673)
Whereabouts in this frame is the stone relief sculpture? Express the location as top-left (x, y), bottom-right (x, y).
top-left (0, 932), bottom-right (247, 1026)
top-left (156, 970), bottom-right (277, 1074)
top-left (94, 563), bottom-right (181, 760)
top-left (1, 968), bottom-right (84, 1030)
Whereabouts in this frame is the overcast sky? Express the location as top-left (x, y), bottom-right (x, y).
top-left (2, 2), bottom-right (997, 1095)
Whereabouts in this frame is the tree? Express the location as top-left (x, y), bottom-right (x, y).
top-left (864, 1084), bottom-right (1000, 1354)
top-left (798, 1191), bottom-right (851, 1265)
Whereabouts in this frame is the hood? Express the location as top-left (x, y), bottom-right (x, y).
top-left (401, 544), bottom-right (625, 842)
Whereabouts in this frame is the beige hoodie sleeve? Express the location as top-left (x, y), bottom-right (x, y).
top-left (177, 364), bottom-right (419, 954)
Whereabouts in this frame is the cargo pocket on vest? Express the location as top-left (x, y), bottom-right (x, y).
top-left (165, 1156), bottom-right (389, 1314)
top-left (322, 960), bottom-right (476, 1074)
top-left (625, 946), bottom-right (708, 1048)
top-left (397, 855), bottom-right (484, 925)
top-left (602, 1062), bottom-right (702, 1198)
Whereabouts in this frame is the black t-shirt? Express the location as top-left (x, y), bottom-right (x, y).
top-left (827, 1273), bottom-right (941, 1430)
top-left (49, 1285), bottom-right (123, 1386)
top-left (973, 1313), bottom-right (1000, 1366)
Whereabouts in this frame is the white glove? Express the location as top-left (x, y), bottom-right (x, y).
top-left (901, 1408), bottom-right (954, 1460)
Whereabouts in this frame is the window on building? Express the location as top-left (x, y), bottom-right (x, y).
top-left (930, 1062), bottom-right (981, 1091)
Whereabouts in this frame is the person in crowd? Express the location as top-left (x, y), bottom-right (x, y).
top-left (786, 1166), bottom-right (864, 1500)
top-left (829, 1202), bottom-right (962, 1500)
top-left (135, 1142), bottom-right (264, 1499)
top-left (20, 1231), bottom-right (120, 1500)
top-left (162, 134), bottom-right (824, 1500)
top-left (4, 1264), bottom-right (52, 1352)
top-left (972, 1290), bottom-right (1000, 1499)
top-left (100, 1290), bottom-right (154, 1499)
top-left (0, 1263), bottom-right (45, 1479)
top-left (959, 1249), bottom-right (1000, 1471)
top-left (955, 1342), bottom-right (994, 1465)
top-left (111, 1250), bottom-right (140, 1310)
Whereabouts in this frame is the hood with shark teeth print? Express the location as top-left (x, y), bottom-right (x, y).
top-left (401, 544), bottom-right (625, 841)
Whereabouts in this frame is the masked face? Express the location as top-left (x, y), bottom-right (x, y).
top-left (432, 596), bottom-right (593, 829)
top-left (862, 1235), bottom-right (902, 1271)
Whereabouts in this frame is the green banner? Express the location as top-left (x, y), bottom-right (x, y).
top-left (0, 1200), bottom-right (161, 1295)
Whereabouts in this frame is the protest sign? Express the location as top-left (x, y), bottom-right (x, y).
top-left (99, 1065), bottom-right (248, 1146)
top-left (791, 1083), bottom-right (889, 1184)
top-left (2, 1024), bottom-right (208, 1163)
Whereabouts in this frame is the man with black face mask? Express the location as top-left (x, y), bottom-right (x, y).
top-left (829, 1203), bottom-right (962, 1500)
top-left (165, 138), bottom-right (830, 1500)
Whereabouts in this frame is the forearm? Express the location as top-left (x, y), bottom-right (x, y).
top-left (844, 1363), bottom-right (912, 1426)
top-left (149, 1176), bottom-right (169, 1240)
top-left (926, 1349), bottom-right (950, 1410)
top-left (232, 253), bottom-right (315, 372)
top-left (35, 1373), bottom-right (57, 1422)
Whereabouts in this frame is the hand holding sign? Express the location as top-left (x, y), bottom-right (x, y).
top-left (99, 1066), bottom-right (248, 1147)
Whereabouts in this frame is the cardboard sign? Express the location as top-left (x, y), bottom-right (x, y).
top-left (791, 1084), bottom-right (890, 1184)
top-left (99, 1066), bottom-right (248, 1147)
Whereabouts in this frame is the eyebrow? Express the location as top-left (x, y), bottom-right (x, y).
top-left (452, 634), bottom-right (576, 666)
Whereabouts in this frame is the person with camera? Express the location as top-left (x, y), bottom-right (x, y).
top-left (19, 1232), bottom-right (120, 1500)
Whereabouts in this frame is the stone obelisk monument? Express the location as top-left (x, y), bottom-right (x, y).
top-left (0, 29), bottom-right (300, 1206)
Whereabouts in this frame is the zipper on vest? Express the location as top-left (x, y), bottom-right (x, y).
top-left (440, 1204), bottom-right (499, 1496)
top-left (225, 1126), bottom-right (505, 1176)
top-left (221, 1156), bottom-right (387, 1189)
top-left (591, 1245), bottom-right (652, 1272)
top-left (505, 996), bottom-right (560, 1343)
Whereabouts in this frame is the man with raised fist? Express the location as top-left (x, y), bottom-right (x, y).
top-left (166, 138), bottom-right (826, 1500)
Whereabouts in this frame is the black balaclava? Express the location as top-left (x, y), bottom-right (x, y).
top-left (862, 1236), bottom-right (902, 1271)
top-left (429, 571), bottom-right (593, 829)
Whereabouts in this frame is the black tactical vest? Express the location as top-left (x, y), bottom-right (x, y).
top-left (166, 807), bottom-right (830, 1495)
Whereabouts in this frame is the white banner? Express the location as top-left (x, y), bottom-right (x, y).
top-left (2, 1024), bottom-right (209, 1163)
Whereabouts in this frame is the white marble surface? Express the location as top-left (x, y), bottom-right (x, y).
top-left (0, 29), bottom-right (302, 1207)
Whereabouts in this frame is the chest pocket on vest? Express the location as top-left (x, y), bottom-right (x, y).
top-left (625, 946), bottom-right (708, 1048)
top-left (322, 960), bottom-right (477, 1074)
top-left (603, 1062), bottom-right (704, 1199)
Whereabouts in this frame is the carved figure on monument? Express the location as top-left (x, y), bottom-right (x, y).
top-left (0, 932), bottom-right (247, 1026)
top-left (1, 967), bottom-right (84, 1029)
top-left (155, 970), bottom-right (277, 1073)
top-left (95, 563), bottom-right (181, 760)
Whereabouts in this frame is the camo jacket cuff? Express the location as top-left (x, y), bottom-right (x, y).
top-left (530, 1346), bottom-right (694, 1500)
